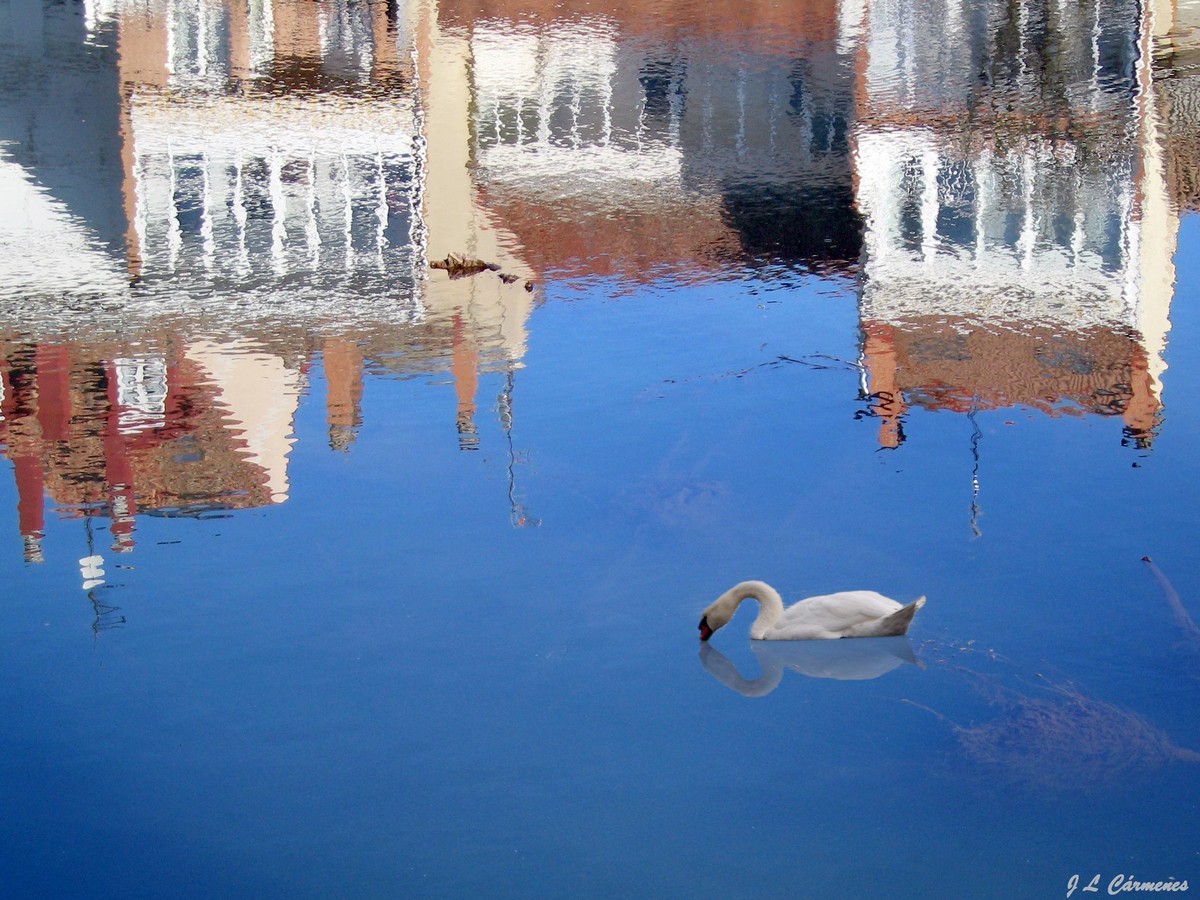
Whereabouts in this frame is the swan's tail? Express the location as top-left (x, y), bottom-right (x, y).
top-left (879, 596), bottom-right (925, 636)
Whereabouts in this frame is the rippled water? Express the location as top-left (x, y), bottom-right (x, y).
top-left (3, 0), bottom-right (1200, 896)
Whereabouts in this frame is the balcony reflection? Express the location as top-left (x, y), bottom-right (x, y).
top-left (3, 0), bottom-right (1200, 562)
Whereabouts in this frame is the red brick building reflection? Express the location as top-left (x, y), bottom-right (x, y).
top-left (0, 326), bottom-right (524, 561)
top-left (0, 338), bottom-right (276, 561)
top-left (860, 320), bottom-right (1161, 449)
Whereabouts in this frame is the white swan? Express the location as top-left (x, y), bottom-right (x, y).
top-left (698, 580), bottom-right (925, 641)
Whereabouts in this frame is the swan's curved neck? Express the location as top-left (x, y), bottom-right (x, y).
top-left (721, 580), bottom-right (785, 640)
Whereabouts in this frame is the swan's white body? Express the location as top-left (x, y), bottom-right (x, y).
top-left (699, 580), bottom-right (925, 641)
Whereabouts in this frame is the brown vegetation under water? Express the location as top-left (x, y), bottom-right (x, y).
top-left (904, 674), bottom-right (1200, 790)
top-left (905, 557), bottom-right (1200, 790)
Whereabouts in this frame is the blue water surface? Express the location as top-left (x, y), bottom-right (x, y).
top-left (3, 0), bottom-right (1200, 896)
top-left (4, 253), bottom-right (1199, 897)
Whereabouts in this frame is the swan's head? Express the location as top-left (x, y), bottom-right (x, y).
top-left (698, 597), bottom-right (734, 641)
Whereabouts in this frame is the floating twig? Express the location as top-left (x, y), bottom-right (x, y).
top-left (430, 253), bottom-right (501, 279)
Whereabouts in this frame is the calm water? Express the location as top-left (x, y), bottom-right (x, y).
top-left (3, 0), bottom-right (1200, 896)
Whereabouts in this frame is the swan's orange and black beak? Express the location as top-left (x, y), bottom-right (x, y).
top-left (698, 615), bottom-right (714, 641)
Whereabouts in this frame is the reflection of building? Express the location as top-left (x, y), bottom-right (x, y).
top-left (442, 0), bottom-right (1192, 450)
top-left (1, 0), bottom-right (538, 375)
top-left (0, 337), bottom-right (279, 561)
top-left (0, 326), bottom-right (505, 560)
top-left (113, 0), bottom-right (423, 291)
top-left (449, 0), bottom-right (861, 279)
top-left (849, 0), bottom-right (1179, 448)
top-left (861, 320), bottom-right (1160, 448)
top-left (1155, 0), bottom-right (1200, 212)
top-left (0, 0), bottom-right (542, 562)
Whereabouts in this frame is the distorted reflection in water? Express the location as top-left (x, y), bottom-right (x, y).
top-left (3, 0), bottom-right (1200, 895)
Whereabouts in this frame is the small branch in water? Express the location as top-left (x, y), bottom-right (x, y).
top-left (430, 253), bottom-right (501, 279)
top-left (660, 352), bottom-right (865, 390)
top-left (430, 254), bottom-right (536, 291)
top-left (1142, 555), bottom-right (1200, 644)
top-left (776, 353), bottom-right (865, 373)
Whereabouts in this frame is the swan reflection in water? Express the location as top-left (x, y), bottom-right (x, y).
top-left (699, 637), bottom-right (923, 697)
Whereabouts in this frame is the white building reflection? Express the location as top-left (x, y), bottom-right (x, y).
top-left (849, 0), bottom-right (1179, 448)
top-left (128, 97), bottom-right (418, 282)
top-left (106, 0), bottom-right (426, 300)
top-left (460, 3), bottom-right (860, 277)
top-left (470, 18), bottom-right (686, 201)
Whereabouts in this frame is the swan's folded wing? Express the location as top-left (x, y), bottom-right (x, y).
top-left (767, 591), bottom-right (904, 639)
